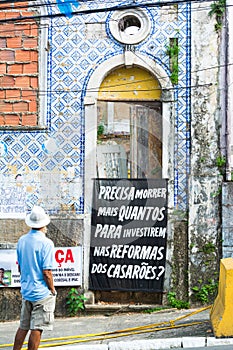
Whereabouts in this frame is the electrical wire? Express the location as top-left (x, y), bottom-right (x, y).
top-left (0, 0), bottom-right (230, 23)
top-left (0, 0), bottom-right (223, 12)
top-left (0, 0), bottom-right (229, 97)
top-left (0, 0), bottom-right (227, 30)
top-left (0, 83), bottom-right (218, 99)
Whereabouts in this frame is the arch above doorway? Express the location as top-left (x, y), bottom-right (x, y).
top-left (85, 53), bottom-right (172, 102)
top-left (98, 66), bottom-right (161, 101)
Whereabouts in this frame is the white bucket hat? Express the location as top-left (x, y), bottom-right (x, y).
top-left (25, 205), bottom-right (50, 228)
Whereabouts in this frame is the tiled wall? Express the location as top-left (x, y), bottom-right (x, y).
top-left (0, 1), bottom-right (191, 219)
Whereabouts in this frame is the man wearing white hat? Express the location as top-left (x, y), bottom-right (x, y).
top-left (13, 206), bottom-right (56, 350)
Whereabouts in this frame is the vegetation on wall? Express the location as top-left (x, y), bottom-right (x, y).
top-left (66, 288), bottom-right (87, 316)
top-left (216, 155), bottom-right (226, 175)
top-left (208, 0), bottom-right (226, 31)
top-left (191, 279), bottom-right (218, 304)
top-left (97, 123), bottom-right (105, 139)
top-left (165, 38), bottom-right (179, 85)
top-left (167, 292), bottom-right (190, 309)
top-left (189, 239), bottom-right (219, 305)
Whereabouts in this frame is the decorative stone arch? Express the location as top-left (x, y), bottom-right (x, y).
top-left (83, 52), bottom-right (174, 290)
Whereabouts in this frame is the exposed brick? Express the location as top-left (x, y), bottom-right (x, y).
top-left (30, 25), bottom-right (38, 37)
top-left (0, 115), bottom-right (4, 125)
top-left (14, 1), bottom-right (28, 7)
top-left (15, 50), bottom-right (31, 61)
top-left (0, 90), bottom-right (5, 99)
top-left (0, 8), bottom-right (39, 128)
top-left (23, 38), bottom-right (38, 49)
top-left (0, 50), bottom-right (15, 61)
top-left (15, 24), bottom-right (30, 36)
top-left (15, 76), bottom-right (30, 87)
top-left (5, 12), bottom-right (20, 20)
top-left (21, 11), bottom-right (36, 18)
top-left (0, 3), bottom-right (8, 9)
top-left (7, 64), bottom-right (23, 74)
top-left (23, 62), bottom-right (38, 74)
top-left (0, 24), bottom-right (15, 37)
top-left (0, 13), bottom-right (6, 20)
top-left (4, 114), bottom-right (20, 125)
top-left (22, 113), bottom-right (37, 126)
top-left (29, 100), bottom-right (37, 112)
top-left (22, 90), bottom-right (37, 100)
top-left (7, 37), bottom-right (22, 48)
top-left (5, 89), bottom-right (20, 99)
top-left (0, 63), bottom-right (6, 74)
top-left (30, 51), bottom-right (38, 62)
top-left (13, 101), bottom-right (28, 112)
top-left (0, 101), bottom-right (13, 112)
top-left (30, 77), bottom-right (38, 89)
top-left (0, 38), bottom-right (6, 47)
top-left (0, 76), bottom-right (15, 87)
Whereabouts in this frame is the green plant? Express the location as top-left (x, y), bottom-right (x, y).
top-left (167, 292), bottom-right (190, 309)
top-left (192, 279), bottom-right (218, 304)
top-left (211, 187), bottom-right (222, 198)
top-left (216, 155), bottom-right (226, 168)
top-left (200, 157), bottom-right (206, 163)
top-left (209, 0), bottom-right (226, 31)
top-left (201, 242), bottom-right (216, 254)
top-left (165, 38), bottom-right (179, 85)
top-left (66, 288), bottom-right (87, 316)
top-left (215, 154), bottom-right (226, 176)
top-left (97, 123), bottom-right (105, 138)
top-left (144, 306), bottom-right (169, 314)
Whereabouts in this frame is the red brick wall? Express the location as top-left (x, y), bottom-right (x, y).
top-left (0, 2), bottom-right (39, 126)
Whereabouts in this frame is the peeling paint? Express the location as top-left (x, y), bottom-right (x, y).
top-left (98, 67), bottom-right (161, 100)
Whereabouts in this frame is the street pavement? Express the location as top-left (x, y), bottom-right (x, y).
top-left (1, 306), bottom-right (233, 349)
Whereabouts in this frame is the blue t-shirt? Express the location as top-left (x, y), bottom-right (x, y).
top-left (17, 229), bottom-right (55, 302)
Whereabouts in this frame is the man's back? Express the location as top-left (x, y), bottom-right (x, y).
top-left (17, 229), bottom-right (54, 302)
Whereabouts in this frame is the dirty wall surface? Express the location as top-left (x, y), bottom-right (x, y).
top-left (0, 0), bottom-right (224, 318)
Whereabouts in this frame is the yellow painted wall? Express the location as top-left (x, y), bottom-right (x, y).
top-left (98, 67), bottom-right (161, 100)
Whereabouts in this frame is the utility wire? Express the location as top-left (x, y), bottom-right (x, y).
top-left (0, 2), bottom-right (226, 32)
top-left (0, 0), bottom-right (219, 5)
top-left (0, 1), bottom-right (223, 16)
top-left (0, 0), bottom-right (227, 23)
top-left (0, 83), bottom-right (219, 97)
top-left (0, 0), bottom-right (228, 26)
top-left (0, 0), bottom-right (228, 96)
top-left (0, 0), bottom-right (219, 10)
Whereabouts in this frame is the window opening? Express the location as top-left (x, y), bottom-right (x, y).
top-left (97, 101), bottom-right (162, 179)
top-left (109, 9), bottom-right (151, 44)
top-left (118, 15), bottom-right (141, 35)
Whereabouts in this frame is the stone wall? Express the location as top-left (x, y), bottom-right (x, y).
top-left (188, 2), bottom-right (222, 302)
top-left (222, 182), bottom-right (233, 257)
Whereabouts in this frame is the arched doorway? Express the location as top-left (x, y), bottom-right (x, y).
top-left (83, 54), bottom-right (174, 300)
top-left (97, 66), bottom-right (162, 180)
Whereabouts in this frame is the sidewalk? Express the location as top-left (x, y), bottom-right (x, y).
top-left (1, 306), bottom-right (233, 350)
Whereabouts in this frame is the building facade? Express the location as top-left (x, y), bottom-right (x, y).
top-left (0, 0), bottom-right (232, 319)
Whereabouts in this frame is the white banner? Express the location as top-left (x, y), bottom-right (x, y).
top-left (0, 247), bottom-right (82, 287)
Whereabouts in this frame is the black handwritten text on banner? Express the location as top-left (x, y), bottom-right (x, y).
top-left (89, 179), bottom-right (168, 292)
